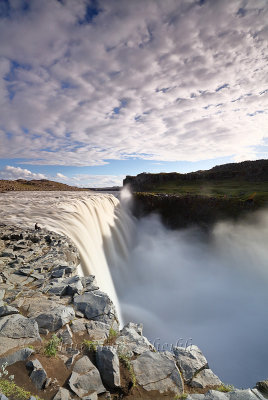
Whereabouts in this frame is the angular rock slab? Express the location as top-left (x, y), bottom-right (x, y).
top-left (27, 358), bottom-right (47, 391)
top-left (132, 350), bottom-right (183, 395)
top-left (0, 347), bottom-right (34, 367)
top-left (0, 314), bottom-right (40, 340)
top-left (191, 368), bottom-right (222, 388)
top-left (173, 345), bottom-right (208, 383)
top-left (69, 356), bottom-right (105, 397)
top-left (96, 346), bottom-right (120, 389)
top-left (73, 291), bottom-right (118, 326)
top-left (116, 322), bottom-right (153, 356)
top-left (53, 387), bottom-right (71, 400)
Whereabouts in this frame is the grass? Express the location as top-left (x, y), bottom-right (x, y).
top-left (138, 179), bottom-right (268, 205)
top-left (118, 353), bottom-right (136, 387)
top-left (174, 395), bottom-right (188, 400)
top-left (0, 379), bottom-right (43, 400)
top-left (104, 327), bottom-right (118, 345)
top-left (83, 339), bottom-right (99, 352)
top-left (44, 334), bottom-right (62, 357)
top-left (216, 383), bottom-right (235, 392)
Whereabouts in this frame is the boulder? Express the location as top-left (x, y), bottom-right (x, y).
top-left (53, 388), bottom-right (71, 400)
top-left (0, 347), bottom-right (34, 367)
top-left (0, 314), bottom-right (40, 340)
top-left (96, 346), bottom-right (120, 389)
top-left (256, 379), bottom-right (268, 395)
top-left (82, 393), bottom-right (98, 400)
top-left (58, 324), bottom-right (73, 345)
top-left (132, 350), bottom-right (183, 395)
top-left (86, 321), bottom-right (110, 340)
top-left (191, 368), bottom-right (222, 388)
top-left (116, 322), bottom-right (153, 355)
top-left (69, 356), bottom-right (106, 397)
top-left (173, 345), bottom-right (208, 383)
top-left (0, 305), bottom-right (19, 318)
top-left (27, 358), bottom-right (47, 390)
top-left (0, 394), bottom-right (9, 400)
top-left (73, 291), bottom-right (117, 326)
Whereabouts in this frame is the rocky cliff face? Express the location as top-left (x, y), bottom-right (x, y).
top-left (0, 225), bottom-right (267, 400)
top-left (123, 160), bottom-right (268, 191)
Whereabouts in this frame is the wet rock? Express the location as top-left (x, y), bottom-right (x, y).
top-left (132, 350), bottom-right (183, 396)
top-left (173, 345), bottom-right (208, 383)
top-left (96, 346), bottom-right (120, 389)
top-left (191, 368), bottom-right (222, 388)
top-left (69, 356), bottom-right (106, 397)
top-left (0, 347), bottom-right (34, 367)
top-left (53, 388), bottom-right (71, 400)
top-left (73, 291), bottom-right (118, 326)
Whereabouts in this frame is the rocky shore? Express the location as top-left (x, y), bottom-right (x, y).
top-left (0, 224), bottom-right (267, 400)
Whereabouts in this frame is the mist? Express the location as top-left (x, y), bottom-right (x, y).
top-left (111, 209), bottom-right (268, 388)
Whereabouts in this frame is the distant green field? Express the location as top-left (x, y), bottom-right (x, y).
top-left (141, 179), bottom-right (268, 206)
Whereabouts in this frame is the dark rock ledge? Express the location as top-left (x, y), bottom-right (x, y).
top-left (0, 224), bottom-right (267, 400)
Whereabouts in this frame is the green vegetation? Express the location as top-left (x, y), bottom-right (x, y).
top-left (0, 379), bottom-right (43, 400)
top-left (83, 339), bottom-right (99, 352)
top-left (140, 179), bottom-right (268, 206)
top-left (104, 327), bottom-right (118, 345)
top-left (118, 353), bottom-right (136, 387)
top-left (44, 334), bottom-right (62, 357)
top-left (216, 383), bottom-right (235, 392)
top-left (174, 395), bottom-right (188, 400)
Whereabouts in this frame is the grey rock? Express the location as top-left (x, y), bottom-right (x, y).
top-left (70, 319), bottom-right (87, 333)
top-left (0, 305), bottom-right (19, 318)
top-left (132, 350), bottom-right (183, 395)
top-left (191, 368), bottom-right (222, 388)
top-left (27, 359), bottom-right (47, 390)
top-left (0, 314), bottom-right (40, 340)
top-left (173, 345), bottom-right (208, 383)
top-left (58, 324), bottom-right (73, 345)
top-left (251, 388), bottom-right (267, 399)
top-left (228, 389), bottom-right (263, 399)
top-left (86, 321), bottom-right (110, 340)
top-left (73, 291), bottom-right (117, 326)
top-left (82, 393), bottom-right (98, 400)
top-left (116, 322), bottom-right (153, 355)
top-left (28, 397), bottom-right (37, 400)
top-left (0, 289), bottom-right (5, 301)
top-left (96, 346), bottom-right (120, 389)
top-left (0, 347), bottom-right (34, 367)
top-left (33, 305), bottom-right (75, 332)
top-left (69, 356), bottom-right (106, 397)
top-left (53, 388), bottom-right (71, 400)
top-left (65, 349), bottom-right (80, 368)
top-left (0, 394), bottom-right (9, 400)
top-left (256, 380), bottom-right (268, 395)
top-left (65, 276), bottom-right (83, 295)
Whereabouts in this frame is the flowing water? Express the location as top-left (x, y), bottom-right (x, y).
top-left (0, 190), bottom-right (267, 387)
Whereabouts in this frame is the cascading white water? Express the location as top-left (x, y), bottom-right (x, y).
top-left (0, 191), bottom-right (135, 324)
top-left (0, 189), bottom-right (268, 387)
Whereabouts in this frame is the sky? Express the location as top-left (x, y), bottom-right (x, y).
top-left (0, 0), bottom-right (267, 187)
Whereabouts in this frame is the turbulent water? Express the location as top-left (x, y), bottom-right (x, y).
top-left (0, 190), bottom-right (267, 388)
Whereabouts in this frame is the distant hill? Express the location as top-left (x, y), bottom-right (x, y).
top-left (0, 179), bottom-right (87, 192)
top-left (123, 159), bottom-right (268, 205)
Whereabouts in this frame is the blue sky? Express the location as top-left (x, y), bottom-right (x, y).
top-left (0, 0), bottom-right (267, 187)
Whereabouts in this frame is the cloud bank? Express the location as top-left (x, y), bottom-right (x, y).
top-left (0, 0), bottom-right (267, 166)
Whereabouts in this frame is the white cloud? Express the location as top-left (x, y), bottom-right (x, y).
top-left (0, 165), bottom-right (46, 180)
top-left (0, 0), bottom-right (267, 166)
top-left (56, 172), bottom-right (67, 179)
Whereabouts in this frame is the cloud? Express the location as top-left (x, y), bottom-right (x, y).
top-left (0, 165), bottom-right (46, 180)
top-left (0, 0), bottom-right (267, 166)
top-left (56, 172), bottom-right (67, 179)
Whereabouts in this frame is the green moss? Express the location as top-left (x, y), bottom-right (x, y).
top-left (0, 379), bottom-right (43, 400)
top-left (216, 383), bottom-right (235, 392)
top-left (44, 334), bottom-right (62, 357)
top-left (83, 339), bottom-right (98, 352)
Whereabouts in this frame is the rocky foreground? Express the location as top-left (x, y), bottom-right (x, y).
top-left (0, 225), bottom-right (267, 400)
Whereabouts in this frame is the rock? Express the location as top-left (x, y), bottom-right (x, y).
top-left (0, 347), bottom-right (34, 367)
top-left (96, 346), bottom-right (120, 389)
top-left (0, 394), bottom-right (9, 400)
top-left (65, 276), bottom-right (83, 295)
top-left (191, 368), bottom-right (222, 388)
top-left (228, 389), bottom-right (262, 399)
top-left (73, 291), bottom-right (118, 326)
top-left (86, 321), bottom-right (110, 341)
top-left (27, 358), bottom-right (47, 390)
top-left (69, 356), bottom-right (106, 397)
top-left (256, 379), bottom-right (268, 394)
top-left (65, 349), bottom-right (80, 368)
top-left (53, 388), bottom-right (71, 400)
top-left (82, 393), bottom-right (98, 400)
top-left (116, 322), bottom-right (153, 355)
top-left (0, 314), bottom-right (40, 340)
top-left (173, 345), bottom-right (208, 383)
top-left (58, 324), bottom-right (73, 345)
top-left (24, 297), bottom-right (75, 332)
top-left (70, 319), bottom-right (87, 333)
top-left (0, 305), bottom-right (19, 318)
top-left (132, 350), bottom-right (183, 395)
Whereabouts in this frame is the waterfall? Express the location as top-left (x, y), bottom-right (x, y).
top-left (0, 191), bottom-right (135, 324)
